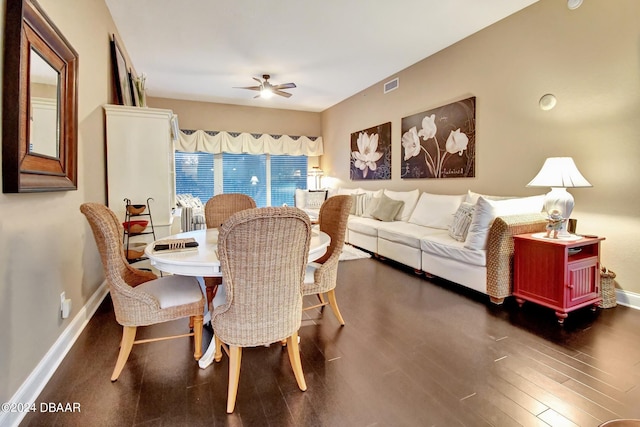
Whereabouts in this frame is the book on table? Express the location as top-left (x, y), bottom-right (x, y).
top-left (153, 237), bottom-right (199, 253)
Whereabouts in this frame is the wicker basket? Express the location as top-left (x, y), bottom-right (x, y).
top-left (599, 267), bottom-right (617, 309)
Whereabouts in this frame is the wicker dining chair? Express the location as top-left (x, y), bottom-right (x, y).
top-left (210, 207), bottom-right (311, 413)
top-left (80, 203), bottom-right (204, 381)
top-left (302, 195), bottom-right (353, 325)
top-left (203, 194), bottom-right (256, 308)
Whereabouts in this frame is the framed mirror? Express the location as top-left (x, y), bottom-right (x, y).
top-left (2, 0), bottom-right (78, 193)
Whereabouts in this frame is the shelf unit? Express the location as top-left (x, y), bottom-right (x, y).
top-left (123, 197), bottom-right (157, 263)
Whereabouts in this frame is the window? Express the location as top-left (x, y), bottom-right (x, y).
top-left (175, 151), bottom-right (214, 201)
top-left (175, 152), bottom-right (307, 206)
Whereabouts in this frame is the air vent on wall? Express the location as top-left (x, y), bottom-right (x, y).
top-left (384, 77), bottom-right (399, 94)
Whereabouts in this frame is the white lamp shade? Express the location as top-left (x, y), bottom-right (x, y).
top-left (526, 157), bottom-right (592, 188)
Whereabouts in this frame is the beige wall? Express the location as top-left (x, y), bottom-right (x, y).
top-left (321, 0), bottom-right (640, 295)
top-left (0, 0), bottom-right (117, 403)
top-left (149, 97), bottom-right (322, 136)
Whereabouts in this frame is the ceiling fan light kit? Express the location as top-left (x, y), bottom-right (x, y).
top-left (234, 74), bottom-right (296, 99)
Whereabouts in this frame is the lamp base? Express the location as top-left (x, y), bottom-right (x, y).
top-left (544, 187), bottom-right (574, 237)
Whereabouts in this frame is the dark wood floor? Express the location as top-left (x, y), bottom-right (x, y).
top-left (22, 256), bottom-right (640, 426)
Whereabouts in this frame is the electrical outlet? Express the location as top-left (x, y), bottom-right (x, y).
top-left (60, 292), bottom-right (71, 319)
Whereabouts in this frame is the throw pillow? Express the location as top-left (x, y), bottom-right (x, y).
top-left (408, 192), bottom-right (466, 229)
top-left (383, 189), bottom-right (420, 221)
top-left (448, 202), bottom-right (475, 242)
top-left (464, 196), bottom-right (496, 251)
top-left (371, 194), bottom-right (404, 222)
top-left (363, 196), bottom-right (382, 218)
top-left (306, 190), bottom-right (327, 209)
top-left (351, 193), bottom-right (372, 216)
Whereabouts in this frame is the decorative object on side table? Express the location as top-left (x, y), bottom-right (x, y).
top-left (545, 209), bottom-right (565, 239)
top-left (527, 157), bottom-right (592, 238)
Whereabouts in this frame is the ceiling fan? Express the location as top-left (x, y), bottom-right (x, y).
top-left (234, 74), bottom-right (296, 99)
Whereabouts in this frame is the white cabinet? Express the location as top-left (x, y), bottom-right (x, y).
top-left (104, 105), bottom-right (178, 238)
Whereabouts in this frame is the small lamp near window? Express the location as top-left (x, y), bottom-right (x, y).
top-left (527, 157), bottom-right (592, 237)
top-left (307, 167), bottom-right (324, 190)
top-left (250, 175), bottom-right (259, 185)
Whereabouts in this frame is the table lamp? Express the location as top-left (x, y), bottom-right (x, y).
top-left (526, 157), bottom-right (592, 237)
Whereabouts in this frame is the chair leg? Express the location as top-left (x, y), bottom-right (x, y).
top-left (111, 326), bottom-right (136, 382)
top-left (316, 293), bottom-right (326, 305)
top-left (286, 331), bottom-right (307, 391)
top-left (193, 314), bottom-right (203, 360)
top-left (227, 346), bottom-right (242, 413)
top-left (214, 335), bottom-right (223, 362)
top-left (327, 289), bottom-right (345, 326)
top-left (189, 316), bottom-right (194, 330)
top-left (204, 277), bottom-right (220, 311)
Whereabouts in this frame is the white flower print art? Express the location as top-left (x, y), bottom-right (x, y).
top-left (401, 97), bottom-right (476, 179)
top-left (350, 122), bottom-right (391, 180)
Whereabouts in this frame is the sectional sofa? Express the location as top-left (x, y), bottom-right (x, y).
top-left (297, 188), bottom-right (548, 304)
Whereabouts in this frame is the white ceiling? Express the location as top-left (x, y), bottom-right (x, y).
top-left (105, 0), bottom-right (538, 112)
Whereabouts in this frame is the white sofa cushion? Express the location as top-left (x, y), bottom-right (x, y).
top-left (337, 187), bottom-right (362, 196)
top-left (408, 192), bottom-right (465, 229)
top-left (348, 216), bottom-right (381, 236)
top-left (465, 190), bottom-right (514, 204)
top-left (383, 189), bottom-right (420, 221)
top-left (465, 195), bottom-right (545, 250)
top-left (377, 221), bottom-right (442, 249)
top-left (421, 231), bottom-right (486, 267)
top-left (294, 188), bottom-right (307, 207)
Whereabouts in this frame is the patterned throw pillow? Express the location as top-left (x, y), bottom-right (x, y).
top-left (352, 193), bottom-right (372, 216)
top-left (448, 202), bottom-right (475, 242)
top-left (306, 191), bottom-right (327, 209)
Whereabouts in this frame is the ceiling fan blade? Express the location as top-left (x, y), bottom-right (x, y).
top-left (273, 89), bottom-right (292, 98)
top-left (253, 77), bottom-right (263, 84)
top-left (273, 82), bottom-right (296, 90)
top-left (233, 85), bottom-right (261, 91)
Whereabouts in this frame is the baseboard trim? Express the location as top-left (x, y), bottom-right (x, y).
top-left (0, 282), bottom-right (108, 427)
top-left (615, 289), bottom-right (640, 310)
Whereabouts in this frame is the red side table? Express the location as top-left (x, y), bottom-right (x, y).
top-left (513, 233), bottom-right (605, 324)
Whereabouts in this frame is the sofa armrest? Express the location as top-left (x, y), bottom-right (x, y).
top-left (486, 213), bottom-right (547, 303)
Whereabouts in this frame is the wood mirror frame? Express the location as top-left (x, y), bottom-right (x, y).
top-left (2, 0), bottom-right (78, 193)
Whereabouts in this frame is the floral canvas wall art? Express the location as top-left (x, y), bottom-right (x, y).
top-left (401, 97), bottom-right (476, 179)
top-left (350, 122), bottom-right (391, 180)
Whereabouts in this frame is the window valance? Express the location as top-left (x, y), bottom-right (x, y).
top-left (175, 129), bottom-right (323, 156)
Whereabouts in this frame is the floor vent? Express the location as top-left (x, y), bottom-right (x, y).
top-left (384, 77), bottom-right (399, 94)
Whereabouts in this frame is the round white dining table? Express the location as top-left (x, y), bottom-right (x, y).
top-left (144, 227), bottom-right (330, 277)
